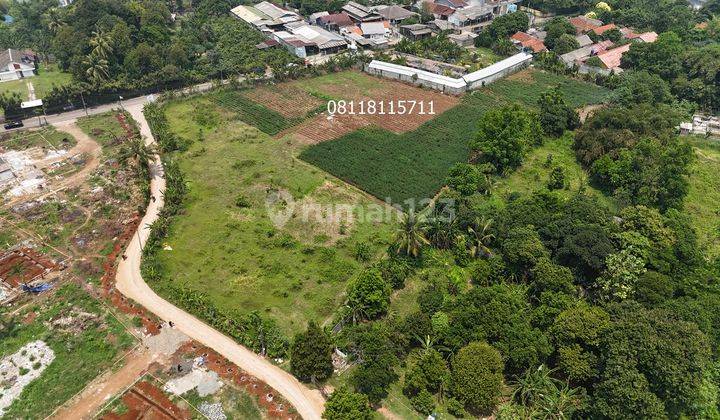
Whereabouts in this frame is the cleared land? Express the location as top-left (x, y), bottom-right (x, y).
top-left (299, 69), bottom-right (611, 206)
top-left (0, 283), bottom-right (135, 418)
top-left (154, 92), bottom-right (394, 335)
top-left (215, 72), bottom-right (459, 142)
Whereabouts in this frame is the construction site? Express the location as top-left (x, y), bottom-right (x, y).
top-left (0, 109), bottom-right (294, 419)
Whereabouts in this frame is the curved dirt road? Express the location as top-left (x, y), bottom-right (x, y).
top-left (115, 103), bottom-right (326, 420)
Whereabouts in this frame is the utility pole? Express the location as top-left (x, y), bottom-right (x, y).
top-left (80, 91), bottom-right (88, 116)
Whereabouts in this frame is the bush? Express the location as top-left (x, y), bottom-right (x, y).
top-left (411, 389), bottom-right (435, 415)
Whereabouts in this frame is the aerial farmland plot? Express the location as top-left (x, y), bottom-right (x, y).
top-left (148, 69), bottom-right (610, 342)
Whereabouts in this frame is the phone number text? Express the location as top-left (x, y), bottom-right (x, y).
top-left (327, 100), bottom-right (436, 116)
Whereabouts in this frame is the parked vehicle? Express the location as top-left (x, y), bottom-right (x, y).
top-left (3, 120), bottom-right (24, 129)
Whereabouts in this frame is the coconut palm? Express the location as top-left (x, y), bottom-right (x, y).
top-left (511, 365), bottom-right (582, 419)
top-left (43, 8), bottom-right (64, 34)
top-left (425, 209), bottom-right (457, 249)
top-left (393, 210), bottom-right (428, 258)
top-left (89, 30), bottom-right (113, 59)
top-left (119, 137), bottom-right (156, 173)
top-left (468, 216), bottom-right (495, 258)
top-left (84, 53), bottom-right (110, 85)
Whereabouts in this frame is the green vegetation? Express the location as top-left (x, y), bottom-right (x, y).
top-left (0, 283), bottom-right (135, 418)
top-left (181, 386), bottom-right (264, 420)
top-left (0, 64), bottom-right (71, 100)
top-left (143, 94), bottom-right (393, 340)
top-left (209, 90), bottom-right (320, 136)
top-left (684, 136), bottom-right (720, 258)
top-left (300, 70), bottom-right (610, 207)
top-left (0, 125), bottom-right (76, 150)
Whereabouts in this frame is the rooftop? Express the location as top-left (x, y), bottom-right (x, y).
top-left (592, 23), bottom-right (617, 35)
top-left (376, 5), bottom-right (417, 21)
top-left (462, 52), bottom-right (533, 83)
top-left (569, 15), bottom-right (603, 33)
top-left (319, 12), bottom-right (354, 27)
top-left (596, 43), bottom-right (631, 69)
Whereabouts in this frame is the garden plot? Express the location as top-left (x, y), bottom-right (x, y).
top-left (0, 341), bottom-right (55, 417)
top-left (273, 73), bottom-right (460, 143)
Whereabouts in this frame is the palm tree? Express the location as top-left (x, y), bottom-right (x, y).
top-left (120, 137), bottom-right (156, 174)
top-left (393, 210), bottom-right (428, 258)
top-left (468, 216), bottom-right (494, 258)
top-left (84, 53), bottom-right (110, 85)
top-left (43, 8), bottom-right (64, 34)
top-left (511, 365), bottom-right (582, 419)
top-left (425, 209), bottom-right (457, 249)
top-left (89, 30), bottom-right (113, 59)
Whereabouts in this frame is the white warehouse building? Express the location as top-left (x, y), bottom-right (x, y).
top-left (365, 52), bottom-right (532, 94)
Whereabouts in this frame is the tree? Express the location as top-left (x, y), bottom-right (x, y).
top-left (547, 166), bottom-right (565, 190)
top-left (290, 321), bottom-right (333, 383)
top-left (550, 304), bottom-right (610, 383)
top-left (346, 269), bottom-right (391, 321)
top-left (450, 341), bottom-right (504, 415)
top-left (88, 29), bottom-right (112, 59)
top-left (393, 211), bottom-right (428, 258)
top-left (597, 249), bottom-right (646, 301)
top-left (510, 365), bottom-right (583, 418)
top-left (349, 323), bottom-right (399, 404)
top-left (471, 105), bottom-right (542, 174)
top-left (613, 70), bottom-right (673, 106)
top-left (323, 387), bottom-right (373, 420)
top-left (487, 10), bottom-right (530, 39)
top-left (445, 163), bottom-right (482, 196)
top-left (537, 88), bottom-right (579, 136)
top-left (544, 17), bottom-right (575, 50)
top-left (553, 33), bottom-right (580, 55)
top-left (404, 348), bottom-right (449, 396)
top-left (83, 53), bottom-right (109, 85)
top-left (501, 226), bottom-right (549, 276)
top-left (467, 217), bottom-right (495, 258)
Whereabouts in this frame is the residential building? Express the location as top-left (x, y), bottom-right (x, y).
top-left (0, 49), bottom-right (36, 82)
top-left (575, 34), bottom-right (593, 47)
top-left (360, 21), bottom-right (389, 39)
top-left (569, 15), bottom-right (603, 34)
top-left (231, 2), bottom-right (302, 30)
top-left (595, 43), bottom-right (630, 70)
top-left (424, 3), bottom-right (455, 20)
top-left (400, 24), bottom-right (433, 40)
top-left (448, 5), bottom-right (493, 30)
top-left (377, 5), bottom-right (418, 25)
top-left (273, 22), bottom-right (348, 58)
top-left (435, 0), bottom-right (467, 9)
top-left (559, 40), bottom-right (613, 67)
top-left (308, 11), bottom-right (330, 24)
top-left (592, 23), bottom-right (617, 36)
top-left (448, 31), bottom-right (478, 46)
top-left (511, 31), bottom-right (547, 53)
top-left (318, 12), bottom-right (355, 31)
top-left (342, 2), bottom-right (382, 22)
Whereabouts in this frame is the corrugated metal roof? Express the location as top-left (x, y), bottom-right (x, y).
top-left (462, 52), bottom-right (532, 83)
top-left (367, 60), bottom-right (467, 88)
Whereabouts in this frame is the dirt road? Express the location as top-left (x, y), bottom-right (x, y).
top-left (114, 103), bottom-right (326, 420)
top-left (52, 349), bottom-right (155, 420)
top-left (4, 122), bottom-right (102, 207)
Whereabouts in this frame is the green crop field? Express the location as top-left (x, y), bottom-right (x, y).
top-left (152, 95), bottom-right (394, 336)
top-left (209, 90), bottom-right (300, 135)
top-left (299, 69), bottom-right (611, 207)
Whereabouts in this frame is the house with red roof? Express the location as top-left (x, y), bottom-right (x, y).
top-left (511, 31), bottom-right (547, 53)
top-left (592, 23), bottom-right (617, 36)
top-left (569, 15), bottom-right (603, 34)
top-left (596, 43), bottom-right (631, 69)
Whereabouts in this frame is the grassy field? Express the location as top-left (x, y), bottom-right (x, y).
top-left (154, 95), bottom-right (394, 335)
top-left (300, 69), bottom-right (610, 207)
top-left (0, 64), bottom-right (71, 100)
top-left (0, 283), bottom-right (135, 418)
top-left (684, 136), bottom-right (720, 258)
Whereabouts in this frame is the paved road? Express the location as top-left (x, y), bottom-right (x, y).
top-left (114, 103), bottom-right (326, 420)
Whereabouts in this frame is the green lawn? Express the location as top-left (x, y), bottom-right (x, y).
top-left (684, 136), bottom-right (720, 258)
top-left (300, 69), bottom-right (610, 207)
top-left (153, 96), bottom-right (394, 335)
top-left (0, 283), bottom-right (136, 419)
top-left (0, 63), bottom-right (71, 100)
